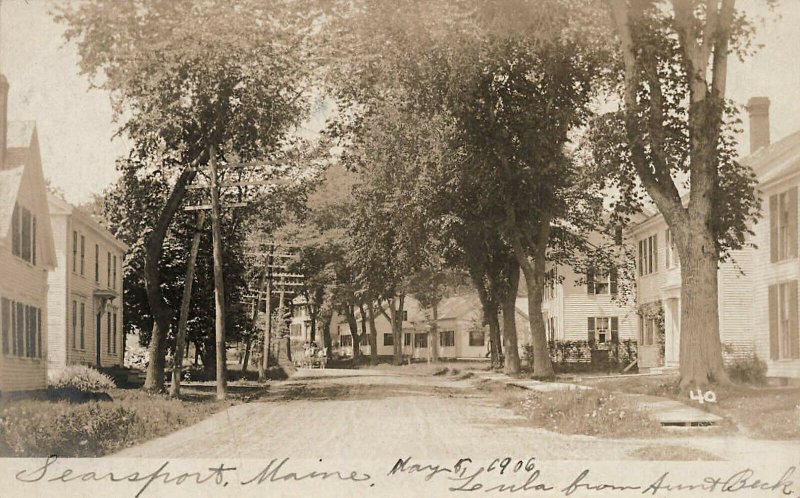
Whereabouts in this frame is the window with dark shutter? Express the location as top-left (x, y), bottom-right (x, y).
top-left (1, 298), bottom-right (9, 355)
top-left (611, 317), bottom-right (619, 343)
top-left (771, 188), bottom-right (799, 262)
top-left (32, 217), bottom-right (37, 266)
top-left (586, 267), bottom-right (595, 295)
top-left (587, 317), bottom-right (595, 346)
top-left (11, 204), bottom-right (20, 256)
top-left (21, 208), bottom-right (31, 262)
top-left (73, 231), bottom-right (78, 272)
top-left (37, 308), bottom-right (42, 358)
top-left (788, 187), bottom-right (798, 260)
top-left (383, 333), bottom-right (393, 346)
top-left (72, 300), bottom-right (77, 349)
top-left (789, 280), bottom-right (799, 359)
top-left (80, 235), bottom-right (85, 275)
top-left (15, 302), bottom-right (24, 356)
top-left (80, 303), bottom-right (85, 349)
top-left (769, 284), bottom-right (779, 359)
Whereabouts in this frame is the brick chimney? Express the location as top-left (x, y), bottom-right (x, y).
top-left (0, 74), bottom-right (7, 170)
top-left (746, 96), bottom-right (771, 154)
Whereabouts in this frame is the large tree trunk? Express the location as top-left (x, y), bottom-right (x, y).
top-left (502, 264), bottom-right (521, 374)
top-left (367, 302), bottom-right (378, 364)
top-left (487, 307), bottom-right (502, 368)
top-left (390, 296), bottom-right (405, 365)
top-left (346, 306), bottom-right (360, 360)
top-left (143, 166), bottom-right (198, 393)
top-left (358, 302), bottom-right (369, 361)
top-left (321, 313), bottom-right (333, 358)
top-left (678, 231), bottom-right (729, 387)
top-left (309, 310), bottom-right (317, 343)
top-left (508, 220), bottom-right (554, 378)
top-left (169, 211), bottom-right (205, 398)
top-left (471, 269), bottom-right (500, 366)
top-left (241, 336), bottom-right (252, 373)
top-left (430, 302), bottom-right (439, 362)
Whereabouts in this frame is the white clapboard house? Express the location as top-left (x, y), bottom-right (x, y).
top-left (46, 193), bottom-right (127, 374)
top-left (0, 75), bottom-right (58, 394)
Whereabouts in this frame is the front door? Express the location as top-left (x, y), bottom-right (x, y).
top-left (638, 311), bottom-right (664, 370)
top-left (96, 313), bottom-right (102, 367)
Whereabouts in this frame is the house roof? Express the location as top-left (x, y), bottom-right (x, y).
top-left (744, 129), bottom-right (800, 185)
top-left (433, 294), bottom-right (482, 321)
top-left (0, 166), bottom-right (24, 238)
top-left (47, 192), bottom-right (130, 252)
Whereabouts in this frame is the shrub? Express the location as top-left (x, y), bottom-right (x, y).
top-left (49, 366), bottom-right (116, 393)
top-left (726, 354), bottom-right (767, 386)
top-left (0, 402), bottom-right (139, 457)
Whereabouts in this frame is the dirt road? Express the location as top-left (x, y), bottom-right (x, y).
top-left (113, 368), bottom-right (797, 462)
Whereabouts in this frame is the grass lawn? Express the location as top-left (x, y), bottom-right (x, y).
top-left (477, 380), bottom-right (665, 438)
top-left (0, 381), bottom-right (274, 458)
top-left (580, 374), bottom-right (800, 440)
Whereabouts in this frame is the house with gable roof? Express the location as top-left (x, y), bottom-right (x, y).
top-left (46, 192), bottom-right (128, 373)
top-left (0, 75), bottom-right (58, 393)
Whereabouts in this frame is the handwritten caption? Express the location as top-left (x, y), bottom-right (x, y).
top-left (12, 455), bottom-right (797, 497)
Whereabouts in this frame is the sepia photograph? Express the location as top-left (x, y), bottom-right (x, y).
top-left (0, 0), bottom-right (798, 496)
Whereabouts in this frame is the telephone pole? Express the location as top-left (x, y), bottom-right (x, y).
top-left (209, 145), bottom-right (227, 400)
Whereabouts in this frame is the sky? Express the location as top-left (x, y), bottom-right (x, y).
top-left (1, 0), bottom-right (799, 204)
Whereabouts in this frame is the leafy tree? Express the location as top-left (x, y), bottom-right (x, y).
top-left (57, 0), bottom-right (319, 392)
top-left (599, 0), bottom-right (763, 386)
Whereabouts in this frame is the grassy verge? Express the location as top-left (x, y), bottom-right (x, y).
top-left (0, 381), bottom-right (272, 458)
top-left (479, 380), bottom-right (662, 438)
top-left (581, 374), bottom-right (800, 440)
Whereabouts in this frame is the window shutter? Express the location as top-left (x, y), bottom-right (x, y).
top-left (653, 235), bottom-right (658, 272)
top-left (769, 284), bottom-right (779, 360)
top-left (1, 298), bottom-right (8, 355)
top-left (770, 194), bottom-right (779, 262)
top-left (788, 187), bottom-right (798, 259)
top-left (789, 280), bottom-right (799, 359)
top-left (587, 267), bottom-right (595, 295)
top-left (611, 317), bottom-right (619, 343)
top-left (638, 241), bottom-right (643, 276)
top-left (11, 204), bottom-right (20, 256)
top-left (610, 267), bottom-right (618, 295)
top-left (32, 217), bottom-right (37, 266)
top-left (37, 308), bottom-right (42, 358)
top-left (587, 317), bottom-right (595, 346)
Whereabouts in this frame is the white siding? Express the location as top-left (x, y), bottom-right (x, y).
top-left (752, 172), bottom-right (800, 377)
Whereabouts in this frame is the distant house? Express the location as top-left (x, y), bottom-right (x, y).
top-left (288, 295), bottom-right (314, 344)
top-left (628, 97), bottom-right (800, 378)
top-left (334, 294), bottom-right (535, 360)
top-left (0, 75), bottom-right (58, 393)
top-left (539, 263), bottom-right (638, 349)
top-left (46, 193), bottom-right (127, 373)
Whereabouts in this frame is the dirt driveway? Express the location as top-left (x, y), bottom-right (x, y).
top-left (113, 368), bottom-right (798, 463)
